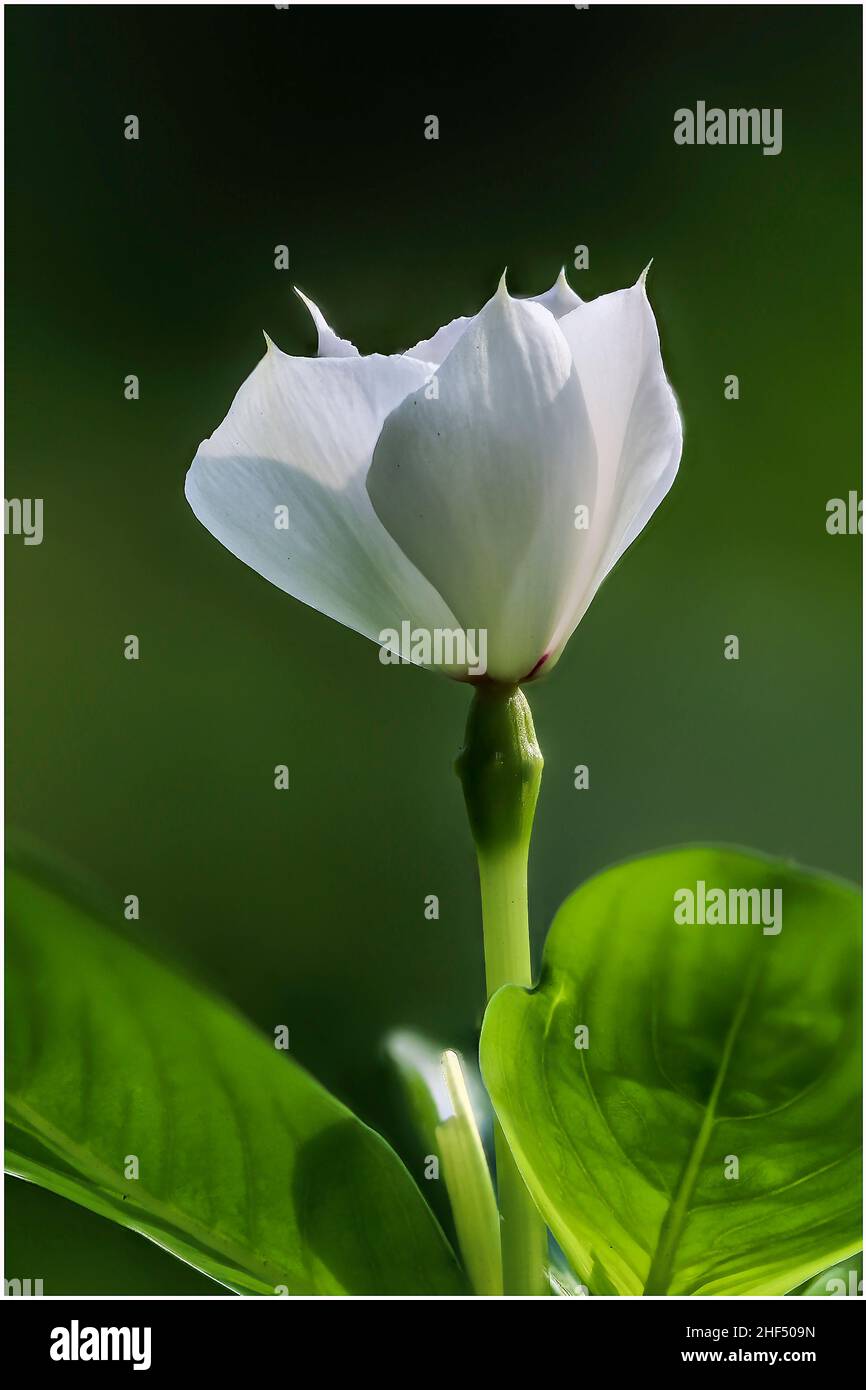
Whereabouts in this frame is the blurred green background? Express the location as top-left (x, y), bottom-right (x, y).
top-left (5, 4), bottom-right (861, 1293)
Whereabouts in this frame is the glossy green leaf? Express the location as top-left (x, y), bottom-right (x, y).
top-left (6, 869), bottom-right (464, 1295)
top-left (481, 847), bottom-right (861, 1296)
top-left (789, 1253), bottom-right (862, 1296)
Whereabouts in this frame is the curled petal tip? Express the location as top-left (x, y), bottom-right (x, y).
top-left (496, 268), bottom-right (510, 299)
top-left (638, 259), bottom-right (654, 287)
top-left (292, 286), bottom-right (359, 358)
top-left (262, 329), bottom-right (277, 354)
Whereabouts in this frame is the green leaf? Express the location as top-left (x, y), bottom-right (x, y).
top-left (384, 1031), bottom-right (502, 1293)
top-left (480, 847), bottom-right (861, 1297)
top-left (6, 868), bottom-right (464, 1296)
top-left (436, 1050), bottom-right (502, 1296)
top-left (384, 1029), bottom-right (452, 1155)
top-left (789, 1253), bottom-right (862, 1296)
top-left (384, 1027), bottom-right (492, 1154)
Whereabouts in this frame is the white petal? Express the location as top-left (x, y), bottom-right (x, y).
top-left (186, 340), bottom-right (465, 665)
top-left (548, 277), bottom-right (683, 658)
top-left (367, 281), bottom-right (598, 684)
top-left (402, 271), bottom-right (581, 368)
top-left (294, 287), bottom-right (359, 358)
top-left (402, 315), bottom-right (475, 366)
top-left (524, 267), bottom-right (583, 319)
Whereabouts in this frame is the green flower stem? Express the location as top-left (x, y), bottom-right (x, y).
top-left (477, 846), bottom-right (533, 994)
top-left (456, 684), bottom-right (549, 1296)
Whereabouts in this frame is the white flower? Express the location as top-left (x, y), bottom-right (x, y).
top-left (185, 269), bottom-right (682, 684)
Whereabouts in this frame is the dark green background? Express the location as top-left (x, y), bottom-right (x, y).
top-left (5, 4), bottom-right (861, 1293)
